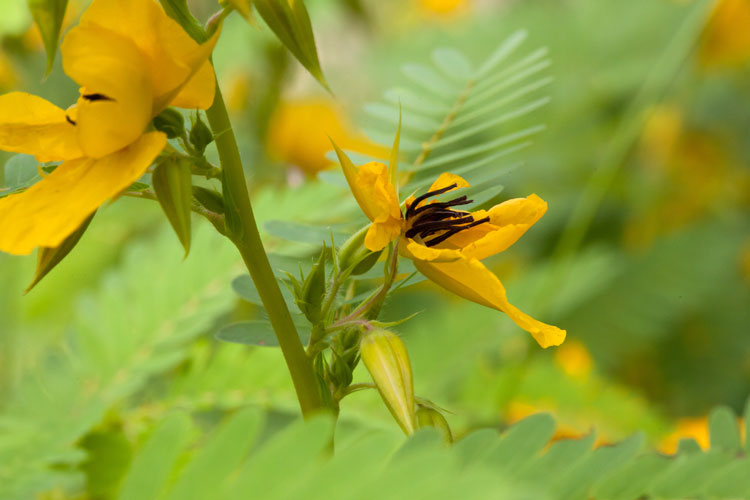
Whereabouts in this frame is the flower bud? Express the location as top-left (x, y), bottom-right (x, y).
top-left (152, 108), bottom-right (185, 139)
top-left (360, 329), bottom-right (416, 435)
top-left (298, 244), bottom-right (326, 324)
top-left (189, 114), bottom-right (214, 154)
top-left (338, 226), bottom-right (382, 275)
top-left (416, 405), bottom-right (453, 443)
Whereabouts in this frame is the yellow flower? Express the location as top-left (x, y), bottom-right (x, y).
top-left (0, 0), bottom-right (218, 255)
top-left (268, 97), bottom-right (387, 176)
top-left (418, 0), bottom-right (469, 18)
top-left (699, 0), bottom-right (750, 67)
top-left (334, 145), bottom-right (566, 348)
top-left (554, 339), bottom-right (593, 378)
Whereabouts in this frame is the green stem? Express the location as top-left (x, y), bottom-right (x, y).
top-left (205, 79), bottom-right (324, 417)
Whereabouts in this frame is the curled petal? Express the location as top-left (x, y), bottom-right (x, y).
top-left (399, 238), bottom-right (462, 263)
top-left (0, 132), bottom-right (166, 255)
top-left (486, 193), bottom-right (547, 228)
top-left (0, 92), bottom-right (83, 162)
top-left (62, 24), bottom-right (153, 158)
top-left (365, 219), bottom-right (403, 252)
top-left (427, 172), bottom-right (470, 194)
top-left (445, 194), bottom-right (548, 260)
top-left (412, 255), bottom-right (566, 348)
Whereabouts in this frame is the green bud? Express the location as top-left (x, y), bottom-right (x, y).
top-left (360, 329), bottom-right (416, 435)
top-left (338, 226), bottom-right (382, 275)
top-left (298, 244), bottom-right (327, 324)
top-left (25, 212), bottom-right (95, 293)
top-left (329, 351), bottom-right (354, 389)
top-left (152, 157), bottom-right (193, 256)
top-left (189, 114), bottom-right (214, 154)
top-left (152, 108), bottom-right (185, 139)
top-left (416, 405), bottom-right (453, 443)
top-left (192, 186), bottom-right (225, 214)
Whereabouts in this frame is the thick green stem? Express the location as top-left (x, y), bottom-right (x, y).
top-left (205, 80), bottom-right (324, 417)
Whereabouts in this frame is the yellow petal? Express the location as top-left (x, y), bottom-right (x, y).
top-left (446, 194), bottom-right (548, 260)
top-left (0, 92), bottom-right (83, 162)
top-left (354, 162), bottom-right (402, 222)
top-left (153, 27), bottom-right (220, 112)
top-left (0, 132), bottom-right (166, 255)
top-left (61, 24), bottom-right (153, 158)
top-left (364, 220), bottom-right (403, 252)
top-left (169, 60), bottom-right (216, 110)
top-left (412, 255), bottom-right (566, 348)
top-left (76, 0), bottom-right (220, 113)
top-left (486, 193), bottom-right (547, 227)
top-left (399, 238), bottom-right (462, 262)
top-left (407, 172), bottom-right (470, 214)
top-left (334, 140), bottom-right (402, 232)
top-left (427, 172), bottom-right (470, 193)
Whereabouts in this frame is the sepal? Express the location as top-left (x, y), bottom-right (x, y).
top-left (152, 156), bottom-right (193, 256)
top-left (25, 211), bottom-right (95, 293)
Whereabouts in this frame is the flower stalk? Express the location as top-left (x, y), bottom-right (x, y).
top-left (205, 78), bottom-right (325, 417)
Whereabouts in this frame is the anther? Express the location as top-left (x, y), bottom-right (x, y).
top-left (423, 216), bottom-right (490, 247)
top-left (82, 93), bottom-right (114, 102)
top-left (405, 183), bottom-right (459, 219)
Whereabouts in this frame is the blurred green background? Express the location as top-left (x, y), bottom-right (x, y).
top-left (1, 0), bottom-right (749, 496)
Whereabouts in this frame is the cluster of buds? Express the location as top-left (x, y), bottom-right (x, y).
top-left (284, 223), bottom-right (452, 436)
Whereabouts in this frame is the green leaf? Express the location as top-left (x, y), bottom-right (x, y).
top-left (25, 212), bottom-right (95, 293)
top-left (215, 320), bottom-right (311, 347)
top-left (152, 157), bottom-right (193, 256)
top-left (708, 406), bottom-right (741, 452)
top-left (79, 429), bottom-right (132, 499)
top-left (117, 413), bottom-right (194, 500)
top-left (158, 0), bottom-right (208, 43)
top-left (254, 0), bottom-right (329, 90)
top-left (27, 0), bottom-right (68, 75)
top-left (231, 274), bottom-right (299, 313)
top-left (165, 409), bottom-right (262, 500)
top-left (2, 154), bottom-right (40, 193)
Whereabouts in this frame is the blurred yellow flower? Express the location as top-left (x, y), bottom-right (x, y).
top-left (335, 144), bottom-right (566, 348)
top-left (659, 417), bottom-right (710, 454)
top-left (0, 0), bottom-right (218, 255)
top-left (0, 53), bottom-right (17, 91)
top-left (554, 339), bottom-right (593, 378)
top-left (267, 97), bottom-right (386, 176)
top-left (625, 105), bottom-right (743, 249)
top-left (506, 400), bottom-right (611, 446)
top-left (418, 0), bottom-right (469, 17)
top-left (699, 0), bottom-right (750, 67)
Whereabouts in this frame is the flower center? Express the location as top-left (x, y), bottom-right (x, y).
top-left (404, 183), bottom-right (490, 247)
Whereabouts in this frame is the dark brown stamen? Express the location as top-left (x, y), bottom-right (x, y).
top-left (410, 196), bottom-right (473, 217)
top-left (65, 115), bottom-right (77, 126)
top-left (404, 181), bottom-right (491, 247)
top-left (82, 93), bottom-right (114, 102)
top-left (405, 183), bottom-right (459, 219)
top-left (405, 215), bottom-right (476, 239)
top-left (424, 216), bottom-right (490, 247)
